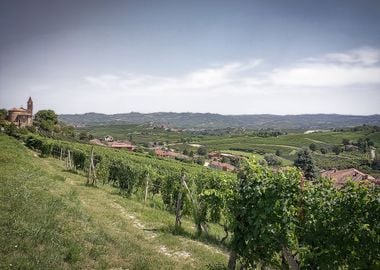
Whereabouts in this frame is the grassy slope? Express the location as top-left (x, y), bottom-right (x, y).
top-left (0, 134), bottom-right (228, 269)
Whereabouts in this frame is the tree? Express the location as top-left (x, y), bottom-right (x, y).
top-left (5, 122), bottom-right (17, 136)
top-left (195, 157), bottom-right (205, 165)
top-left (264, 153), bottom-right (282, 166)
top-left (33, 110), bottom-right (58, 132)
top-left (221, 156), bottom-right (230, 163)
top-left (79, 131), bottom-right (89, 140)
top-left (332, 145), bottom-right (341, 155)
top-left (320, 147), bottom-right (327, 154)
top-left (342, 138), bottom-right (350, 145)
top-left (275, 149), bottom-right (282, 156)
top-left (372, 156), bottom-right (380, 170)
top-left (293, 148), bottom-right (317, 180)
top-left (197, 146), bottom-right (208, 156)
top-left (0, 108), bottom-right (7, 120)
top-left (309, 143), bottom-right (317, 152)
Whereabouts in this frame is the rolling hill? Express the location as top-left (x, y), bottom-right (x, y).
top-left (59, 112), bottom-right (380, 130)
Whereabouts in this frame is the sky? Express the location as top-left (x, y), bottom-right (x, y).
top-left (0, 0), bottom-right (380, 115)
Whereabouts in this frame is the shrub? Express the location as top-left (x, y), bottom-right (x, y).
top-left (263, 153), bottom-right (282, 166)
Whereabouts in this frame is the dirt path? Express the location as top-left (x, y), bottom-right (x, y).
top-left (305, 138), bottom-right (328, 144)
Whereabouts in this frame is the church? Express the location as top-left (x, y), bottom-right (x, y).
top-left (7, 97), bottom-right (34, 128)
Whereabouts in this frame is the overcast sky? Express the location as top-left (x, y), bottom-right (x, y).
top-left (0, 0), bottom-right (380, 115)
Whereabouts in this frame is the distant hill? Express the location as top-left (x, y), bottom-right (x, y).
top-left (58, 112), bottom-right (380, 130)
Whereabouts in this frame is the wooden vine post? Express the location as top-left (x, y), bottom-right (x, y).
top-left (175, 173), bottom-right (186, 229)
top-left (66, 149), bottom-right (73, 170)
top-left (87, 146), bottom-right (97, 186)
top-left (144, 172), bottom-right (150, 204)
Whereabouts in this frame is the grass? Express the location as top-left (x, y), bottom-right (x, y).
top-left (0, 134), bottom-right (229, 269)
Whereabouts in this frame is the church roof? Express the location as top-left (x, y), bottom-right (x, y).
top-left (9, 107), bottom-right (27, 112)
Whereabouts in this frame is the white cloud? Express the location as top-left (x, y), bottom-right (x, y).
top-left (323, 47), bottom-right (380, 65)
top-left (270, 63), bottom-right (380, 87)
top-left (85, 47), bottom-right (380, 95)
top-left (85, 59), bottom-right (262, 95)
top-left (270, 47), bottom-right (380, 87)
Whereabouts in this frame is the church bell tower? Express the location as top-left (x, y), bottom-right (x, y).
top-left (27, 97), bottom-right (33, 115)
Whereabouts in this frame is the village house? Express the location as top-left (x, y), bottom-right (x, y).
top-left (7, 97), bottom-right (33, 128)
top-left (208, 151), bottom-right (221, 159)
top-left (104, 135), bottom-right (114, 142)
top-left (321, 168), bottom-right (379, 187)
top-left (154, 149), bottom-right (188, 160)
top-left (110, 141), bottom-right (136, 151)
top-left (209, 161), bottom-right (236, 172)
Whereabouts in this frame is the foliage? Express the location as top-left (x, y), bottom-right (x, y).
top-left (79, 131), bottom-right (89, 140)
top-left (229, 160), bottom-right (303, 268)
top-left (263, 153), bottom-right (282, 166)
top-left (228, 160), bottom-right (380, 269)
top-left (372, 157), bottom-right (380, 170)
top-left (0, 108), bottom-right (7, 120)
top-left (34, 110), bottom-right (58, 132)
top-left (342, 138), bottom-right (350, 145)
top-left (309, 143), bottom-right (317, 151)
top-left (300, 180), bottom-right (380, 268)
top-left (332, 145), bottom-right (341, 155)
top-left (294, 149), bottom-right (318, 180)
top-left (197, 146), bottom-right (208, 156)
top-left (5, 122), bottom-right (17, 136)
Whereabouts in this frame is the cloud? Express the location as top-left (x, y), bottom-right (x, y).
top-left (323, 47), bottom-right (380, 65)
top-left (270, 63), bottom-right (380, 87)
top-left (85, 59), bottom-right (262, 95)
top-left (84, 47), bottom-right (380, 97)
top-left (270, 47), bottom-right (380, 87)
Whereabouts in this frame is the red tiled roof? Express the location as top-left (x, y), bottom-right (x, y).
top-left (209, 161), bottom-right (236, 172)
top-left (110, 142), bottom-right (135, 149)
top-left (321, 168), bottom-right (376, 187)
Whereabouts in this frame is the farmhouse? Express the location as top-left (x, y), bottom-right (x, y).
top-left (209, 161), bottom-right (236, 172)
top-left (321, 168), bottom-right (378, 187)
top-left (154, 149), bottom-right (188, 160)
top-left (7, 97), bottom-right (33, 128)
top-left (110, 141), bottom-right (136, 151)
top-left (208, 151), bottom-right (221, 159)
top-left (104, 135), bottom-right (114, 142)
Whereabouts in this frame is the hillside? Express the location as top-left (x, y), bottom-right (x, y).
top-left (59, 112), bottom-right (380, 130)
top-left (0, 134), bottom-right (228, 269)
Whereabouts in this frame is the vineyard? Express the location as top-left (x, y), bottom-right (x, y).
top-left (1, 133), bottom-right (380, 269)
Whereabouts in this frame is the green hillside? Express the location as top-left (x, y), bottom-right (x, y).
top-left (60, 112), bottom-right (380, 129)
top-left (0, 134), bottom-right (228, 269)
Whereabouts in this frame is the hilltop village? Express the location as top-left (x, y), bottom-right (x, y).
top-left (6, 97), bottom-right (33, 127)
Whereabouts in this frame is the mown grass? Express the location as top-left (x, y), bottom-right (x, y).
top-left (0, 134), bottom-right (228, 269)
